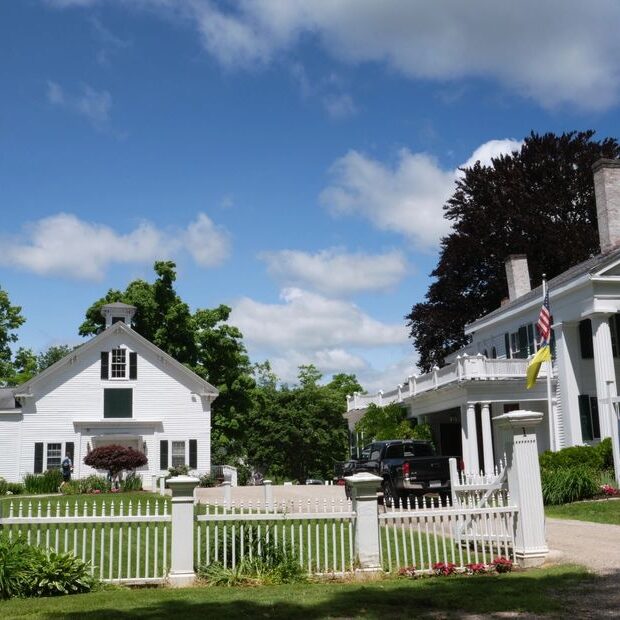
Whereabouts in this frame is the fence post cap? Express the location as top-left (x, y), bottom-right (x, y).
top-left (344, 472), bottom-right (383, 498)
top-left (494, 410), bottom-right (544, 429)
top-left (166, 475), bottom-right (200, 497)
top-left (263, 479), bottom-right (272, 485)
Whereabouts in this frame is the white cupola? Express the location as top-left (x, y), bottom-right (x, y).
top-left (100, 302), bottom-right (137, 329)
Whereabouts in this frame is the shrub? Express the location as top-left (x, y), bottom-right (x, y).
top-left (121, 473), bottom-right (142, 492)
top-left (0, 535), bottom-right (96, 599)
top-left (397, 566), bottom-right (416, 578)
top-left (166, 465), bottom-right (190, 479)
top-left (466, 562), bottom-right (487, 575)
top-left (492, 557), bottom-right (513, 573)
top-left (84, 445), bottom-right (147, 480)
top-left (539, 439), bottom-right (612, 472)
top-left (432, 562), bottom-right (456, 576)
top-left (199, 473), bottom-right (218, 488)
top-left (541, 466), bottom-right (599, 505)
top-left (79, 475), bottom-right (111, 494)
top-left (6, 483), bottom-right (25, 495)
top-left (24, 470), bottom-right (64, 494)
top-left (60, 481), bottom-right (81, 496)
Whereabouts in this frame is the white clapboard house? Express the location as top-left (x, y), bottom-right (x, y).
top-left (345, 158), bottom-right (620, 474)
top-left (0, 302), bottom-right (217, 488)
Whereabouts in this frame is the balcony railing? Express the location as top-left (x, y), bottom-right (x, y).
top-left (346, 355), bottom-right (548, 411)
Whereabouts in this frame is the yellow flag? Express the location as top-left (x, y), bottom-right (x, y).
top-left (526, 345), bottom-right (551, 389)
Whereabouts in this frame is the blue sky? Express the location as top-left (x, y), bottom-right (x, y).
top-left (2, 1), bottom-right (620, 390)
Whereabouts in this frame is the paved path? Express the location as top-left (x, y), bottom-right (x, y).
top-left (546, 517), bottom-right (620, 574)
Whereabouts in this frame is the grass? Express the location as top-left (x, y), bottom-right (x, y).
top-left (545, 498), bottom-right (620, 525)
top-left (0, 565), bottom-right (597, 619)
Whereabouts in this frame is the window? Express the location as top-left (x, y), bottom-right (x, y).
top-left (103, 388), bottom-right (133, 418)
top-left (506, 324), bottom-right (539, 359)
top-left (360, 446), bottom-right (371, 461)
top-left (385, 443), bottom-right (404, 459)
top-left (46, 443), bottom-right (62, 470)
top-left (369, 445), bottom-right (381, 461)
top-left (491, 347), bottom-right (497, 359)
top-left (171, 441), bottom-right (186, 468)
top-left (111, 348), bottom-right (127, 378)
top-left (578, 395), bottom-right (601, 441)
top-left (412, 442), bottom-right (435, 457)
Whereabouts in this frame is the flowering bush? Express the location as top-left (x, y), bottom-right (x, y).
top-left (600, 484), bottom-right (620, 497)
top-left (397, 566), bottom-right (416, 578)
top-left (432, 562), bottom-right (456, 576)
top-left (465, 562), bottom-right (487, 574)
top-left (491, 557), bottom-right (513, 573)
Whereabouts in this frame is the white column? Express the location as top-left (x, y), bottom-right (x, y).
top-left (344, 472), bottom-right (383, 572)
top-left (222, 480), bottom-right (231, 507)
top-left (495, 410), bottom-right (548, 567)
top-left (553, 322), bottom-right (582, 446)
top-left (466, 402), bottom-right (480, 473)
top-left (590, 313), bottom-right (616, 439)
top-left (263, 479), bottom-right (274, 511)
top-left (460, 405), bottom-right (469, 471)
top-left (480, 403), bottom-right (494, 475)
top-left (167, 475), bottom-right (200, 587)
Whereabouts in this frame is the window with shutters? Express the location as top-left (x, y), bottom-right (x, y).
top-left (578, 394), bottom-right (601, 441)
top-left (111, 348), bottom-right (126, 378)
top-left (103, 389), bottom-right (133, 418)
top-left (102, 349), bottom-right (137, 380)
top-left (46, 443), bottom-right (62, 470)
top-left (171, 441), bottom-right (186, 467)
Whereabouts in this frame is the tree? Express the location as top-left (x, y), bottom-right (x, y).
top-left (245, 365), bottom-right (361, 483)
top-left (355, 403), bottom-right (415, 441)
top-left (84, 445), bottom-right (148, 480)
top-left (37, 345), bottom-right (75, 372)
top-left (406, 131), bottom-right (620, 371)
top-left (81, 262), bottom-right (255, 458)
top-left (0, 286), bottom-right (25, 385)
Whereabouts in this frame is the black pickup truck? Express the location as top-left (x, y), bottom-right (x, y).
top-left (343, 440), bottom-right (452, 506)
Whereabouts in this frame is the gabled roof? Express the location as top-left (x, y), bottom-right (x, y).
top-left (15, 322), bottom-right (218, 398)
top-left (102, 302), bottom-right (137, 309)
top-left (465, 245), bottom-right (620, 334)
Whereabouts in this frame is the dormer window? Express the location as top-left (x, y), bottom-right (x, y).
top-left (101, 350), bottom-right (137, 380)
top-left (111, 348), bottom-right (127, 378)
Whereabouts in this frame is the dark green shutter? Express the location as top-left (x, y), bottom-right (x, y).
top-left (578, 395), bottom-right (593, 441)
top-left (101, 352), bottom-right (109, 379)
top-left (517, 326), bottom-right (528, 358)
top-left (527, 324), bottom-right (535, 355)
top-left (103, 389), bottom-right (133, 418)
top-left (579, 320), bottom-right (594, 359)
top-left (34, 442), bottom-right (43, 473)
top-left (160, 441), bottom-right (168, 470)
top-left (189, 440), bottom-right (197, 469)
top-left (590, 397), bottom-right (601, 439)
top-left (504, 333), bottom-right (511, 359)
top-left (65, 442), bottom-right (75, 464)
top-left (129, 352), bottom-right (137, 380)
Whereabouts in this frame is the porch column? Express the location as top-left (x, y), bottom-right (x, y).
top-left (553, 321), bottom-right (582, 446)
top-left (480, 402), bottom-right (494, 475)
top-left (466, 402), bottom-right (480, 473)
top-left (460, 405), bottom-right (469, 471)
top-left (590, 313), bottom-right (616, 439)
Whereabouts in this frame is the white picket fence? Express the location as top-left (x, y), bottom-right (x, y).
top-left (195, 498), bottom-right (356, 574)
top-left (379, 495), bottom-right (516, 573)
top-left (0, 498), bottom-right (171, 584)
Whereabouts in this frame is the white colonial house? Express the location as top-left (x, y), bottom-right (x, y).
top-left (0, 302), bottom-right (218, 488)
top-left (345, 158), bottom-right (620, 479)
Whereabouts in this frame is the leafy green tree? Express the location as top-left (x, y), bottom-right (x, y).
top-left (246, 365), bottom-right (360, 483)
top-left (355, 403), bottom-right (415, 441)
top-left (0, 286), bottom-right (26, 386)
top-left (37, 345), bottom-right (75, 372)
top-left (406, 131), bottom-right (620, 371)
top-left (81, 262), bottom-right (254, 458)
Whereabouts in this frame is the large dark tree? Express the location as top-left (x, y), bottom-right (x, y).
top-left (80, 261), bottom-right (254, 458)
top-left (407, 131), bottom-right (620, 371)
top-left (0, 286), bottom-right (26, 386)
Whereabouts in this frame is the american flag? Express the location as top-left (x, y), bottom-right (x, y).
top-left (537, 289), bottom-right (551, 346)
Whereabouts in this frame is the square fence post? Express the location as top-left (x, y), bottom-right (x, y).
top-left (263, 480), bottom-right (274, 511)
top-left (495, 410), bottom-right (548, 567)
top-left (167, 475), bottom-right (200, 587)
top-left (222, 480), bottom-right (231, 507)
top-left (345, 472), bottom-right (383, 573)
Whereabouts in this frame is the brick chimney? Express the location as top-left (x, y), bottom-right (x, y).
top-left (505, 254), bottom-right (531, 301)
top-left (593, 159), bottom-right (620, 254)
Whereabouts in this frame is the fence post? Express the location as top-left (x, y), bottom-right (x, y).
top-left (345, 472), bottom-right (383, 573)
top-left (263, 479), bottom-right (273, 511)
top-left (167, 475), bottom-right (200, 587)
top-left (495, 410), bottom-right (548, 567)
top-left (222, 480), bottom-right (231, 507)
top-left (448, 457), bottom-right (459, 507)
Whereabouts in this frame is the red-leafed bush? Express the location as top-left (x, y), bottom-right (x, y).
top-left (432, 562), bottom-right (456, 576)
top-left (491, 557), bottom-right (513, 573)
top-left (84, 445), bottom-right (147, 480)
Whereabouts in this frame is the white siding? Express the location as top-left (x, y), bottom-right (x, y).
top-left (0, 330), bottom-right (212, 484)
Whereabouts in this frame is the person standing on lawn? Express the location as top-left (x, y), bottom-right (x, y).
top-left (61, 454), bottom-right (73, 484)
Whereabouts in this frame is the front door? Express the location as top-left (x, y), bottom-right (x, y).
top-left (439, 423), bottom-right (462, 457)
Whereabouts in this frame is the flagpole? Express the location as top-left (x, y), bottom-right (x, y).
top-left (543, 275), bottom-right (555, 451)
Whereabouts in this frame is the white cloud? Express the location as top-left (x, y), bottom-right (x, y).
top-left (47, 81), bottom-right (112, 127)
top-left (185, 213), bottom-right (231, 267)
top-left (322, 93), bottom-right (357, 119)
top-left (0, 213), bottom-right (230, 280)
top-left (259, 248), bottom-right (407, 296)
top-left (231, 288), bottom-right (407, 351)
top-left (320, 139), bottom-right (521, 249)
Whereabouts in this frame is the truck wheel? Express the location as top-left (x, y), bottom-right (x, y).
top-left (382, 481), bottom-right (397, 508)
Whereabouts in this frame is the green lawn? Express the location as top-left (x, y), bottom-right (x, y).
top-left (545, 499), bottom-right (620, 525)
top-left (0, 565), bottom-right (596, 619)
